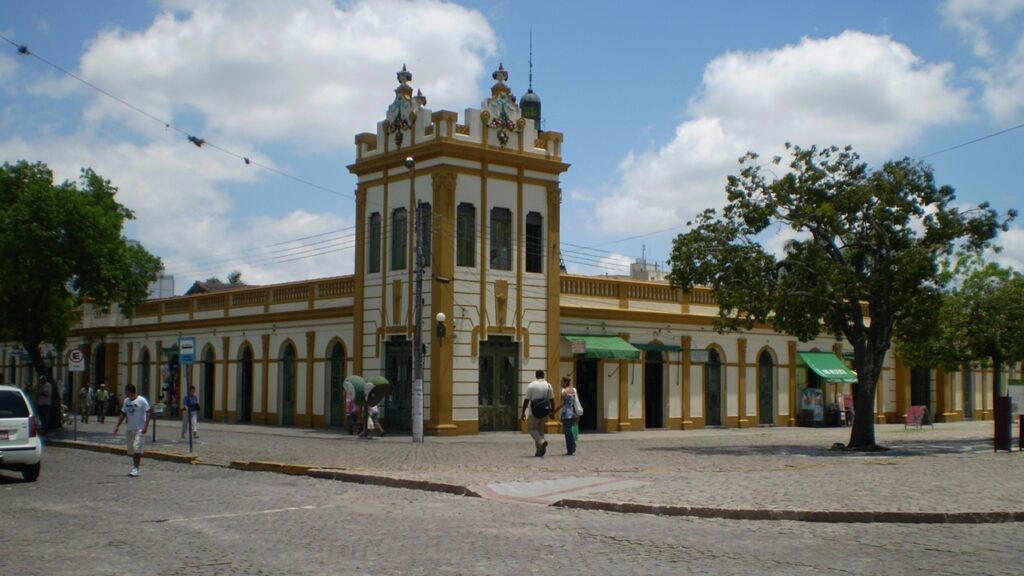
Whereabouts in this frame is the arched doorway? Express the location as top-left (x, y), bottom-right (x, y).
top-left (478, 337), bottom-right (520, 432)
top-left (238, 345), bottom-right (254, 423)
top-left (644, 350), bottom-right (664, 428)
top-left (328, 342), bottom-right (345, 427)
top-left (202, 348), bottom-right (215, 420)
top-left (139, 349), bottom-right (151, 401)
top-left (758, 350), bottom-right (775, 425)
top-left (704, 348), bottom-right (723, 426)
top-left (962, 362), bottom-right (974, 419)
top-left (910, 367), bottom-right (932, 421)
top-left (575, 357), bottom-right (599, 431)
top-left (383, 337), bottom-right (412, 433)
top-left (280, 343), bottom-right (297, 426)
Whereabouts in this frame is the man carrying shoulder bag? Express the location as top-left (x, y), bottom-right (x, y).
top-left (521, 370), bottom-right (554, 457)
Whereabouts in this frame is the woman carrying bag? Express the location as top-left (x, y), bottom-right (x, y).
top-left (555, 376), bottom-right (583, 455)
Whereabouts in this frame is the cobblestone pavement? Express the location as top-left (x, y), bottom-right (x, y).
top-left (2, 448), bottom-right (1022, 575)
top-left (47, 417), bottom-right (1024, 519)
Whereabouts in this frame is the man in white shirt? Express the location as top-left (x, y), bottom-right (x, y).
top-left (521, 369), bottom-right (554, 457)
top-left (113, 384), bottom-right (152, 478)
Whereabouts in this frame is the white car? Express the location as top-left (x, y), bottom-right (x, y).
top-left (0, 384), bottom-right (43, 481)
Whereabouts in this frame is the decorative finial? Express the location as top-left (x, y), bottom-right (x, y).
top-left (414, 89), bottom-right (427, 107)
top-left (492, 62), bottom-right (508, 84)
top-left (397, 64), bottom-right (412, 85)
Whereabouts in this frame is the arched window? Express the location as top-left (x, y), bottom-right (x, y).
top-left (758, 350), bottom-right (775, 425)
top-left (525, 211), bottom-right (543, 273)
top-left (704, 349), bottom-right (722, 426)
top-left (489, 207), bottom-right (512, 270)
top-left (457, 203), bottom-right (475, 267)
top-left (368, 212), bottom-right (381, 273)
top-left (391, 207), bottom-right (408, 271)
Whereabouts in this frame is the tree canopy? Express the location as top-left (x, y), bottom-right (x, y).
top-left (0, 161), bottom-right (163, 379)
top-left (899, 258), bottom-right (1024, 397)
top-left (667, 144), bottom-right (1015, 449)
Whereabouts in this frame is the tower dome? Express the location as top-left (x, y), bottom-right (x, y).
top-left (520, 88), bottom-right (541, 127)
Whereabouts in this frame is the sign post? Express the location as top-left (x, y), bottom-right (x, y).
top-left (67, 349), bottom-right (86, 440)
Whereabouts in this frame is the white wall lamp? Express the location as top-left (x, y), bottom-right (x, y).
top-left (436, 312), bottom-right (447, 343)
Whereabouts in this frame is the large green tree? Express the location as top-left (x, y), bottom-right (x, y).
top-left (668, 144), bottom-right (1014, 450)
top-left (0, 161), bottom-right (163, 379)
top-left (899, 259), bottom-right (1024, 398)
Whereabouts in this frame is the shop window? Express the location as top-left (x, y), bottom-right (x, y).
top-left (525, 211), bottom-right (543, 273)
top-left (368, 212), bottom-right (381, 273)
top-left (490, 207), bottom-right (512, 271)
top-left (457, 203), bottom-right (475, 267)
top-left (391, 207), bottom-right (407, 271)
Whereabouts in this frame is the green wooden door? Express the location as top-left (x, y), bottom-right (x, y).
top-left (705, 349), bottom-right (722, 426)
top-left (478, 339), bottom-right (519, 431)
top-left (384, 338), bottom-right (412, 432)
top-left (329, 343), bottom-right (345, 427)
top-left (281, 345), bottom-right (296, 425)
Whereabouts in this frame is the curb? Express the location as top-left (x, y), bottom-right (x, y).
top-left (552, 499), bottom-right (1024, 524)
top-left (49, 441), bottom-right (1023, 523)
top-left (307, 467), bottom-right (481, 497)
top-left (46, 439), bottom-right (198, 465)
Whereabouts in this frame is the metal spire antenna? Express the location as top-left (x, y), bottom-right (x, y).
top-left (528, 29), bottom-right (534, 90)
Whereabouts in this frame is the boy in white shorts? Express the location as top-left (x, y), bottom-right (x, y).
top-left (113, 384), bottom-right (152, 477)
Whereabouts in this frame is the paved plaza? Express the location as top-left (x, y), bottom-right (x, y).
top-left (45, 417), bottom-right (1024, 521)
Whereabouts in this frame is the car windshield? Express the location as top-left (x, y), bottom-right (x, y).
top-left (0, 390), bottom-right (31, 418)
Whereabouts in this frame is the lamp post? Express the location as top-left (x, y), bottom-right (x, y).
top-left (408, 156), bottom-right (424, 443)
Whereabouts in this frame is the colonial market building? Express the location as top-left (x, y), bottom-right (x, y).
top-left (1, 65), bottom-right (1007, 434)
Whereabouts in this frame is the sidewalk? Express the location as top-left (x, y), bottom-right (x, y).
top-left (46, 417), bottom-right (1024, 523)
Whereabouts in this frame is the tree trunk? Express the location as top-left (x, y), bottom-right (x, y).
top-left (848, 377), bottom-right (877, 449)
top-left (847, 346), bottom-right (887, 450)
top-left (991, 354), bottom-right (1004, 398)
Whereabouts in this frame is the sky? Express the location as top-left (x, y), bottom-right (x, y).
top-left (1, 0), bottom-right (1022, 294)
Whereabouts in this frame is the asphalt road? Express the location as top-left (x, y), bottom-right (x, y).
top-left (1, 447), bottom-right (1021, 575)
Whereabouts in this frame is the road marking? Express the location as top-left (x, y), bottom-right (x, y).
top-left (152, 504), bottom-right (327, 523)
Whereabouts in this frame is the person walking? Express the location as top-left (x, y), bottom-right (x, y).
top-left (554, 376), bottom-right (581, 455)
top-left (94, 383), bottom-right (110, 424)
top-left (181, 385), bottom-right (199, 439)
top-left (521, 369), bottom-right (554, 457)
top-left (113, 384), bottom-right (152, 478)
top-left (79, 382), bottom-right (94, 423)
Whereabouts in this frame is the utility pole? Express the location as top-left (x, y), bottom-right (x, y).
top-left (408, 156), bottom-right (424, 443)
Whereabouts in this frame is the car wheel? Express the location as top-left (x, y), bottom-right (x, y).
top-left (22, 463), bottom-right (40, 482)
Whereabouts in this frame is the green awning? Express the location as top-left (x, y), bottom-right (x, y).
top-left (799, 352), bottom-right (858, 383)
top-left (563, 334), bottom-right (641, 360)
top-left (634, 343), bottom-right (683, 353)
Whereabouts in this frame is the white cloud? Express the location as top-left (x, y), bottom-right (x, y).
top-left (596, 31), bottom-right (971, 234)
top-left (941, 0), bottom-right (1024, 123)
top-left (3, 0), bottom-right (498, 291)
top-left (39, 0), bottom-right (496, 151)
top-left (941, 0), bottom-right (1024, 59)
top-left (992, 225), bottom-right (1024, 273)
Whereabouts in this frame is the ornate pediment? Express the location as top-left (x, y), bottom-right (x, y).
top-left (481, 63), bottom-right (523, 148)
top-left (384, 65), bottom-right (427, 148)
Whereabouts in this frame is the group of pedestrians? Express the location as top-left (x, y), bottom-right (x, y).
top-left (522, 370), bottom-right (583, 457)
top-left (76, 381), bottom-right (114, 423)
